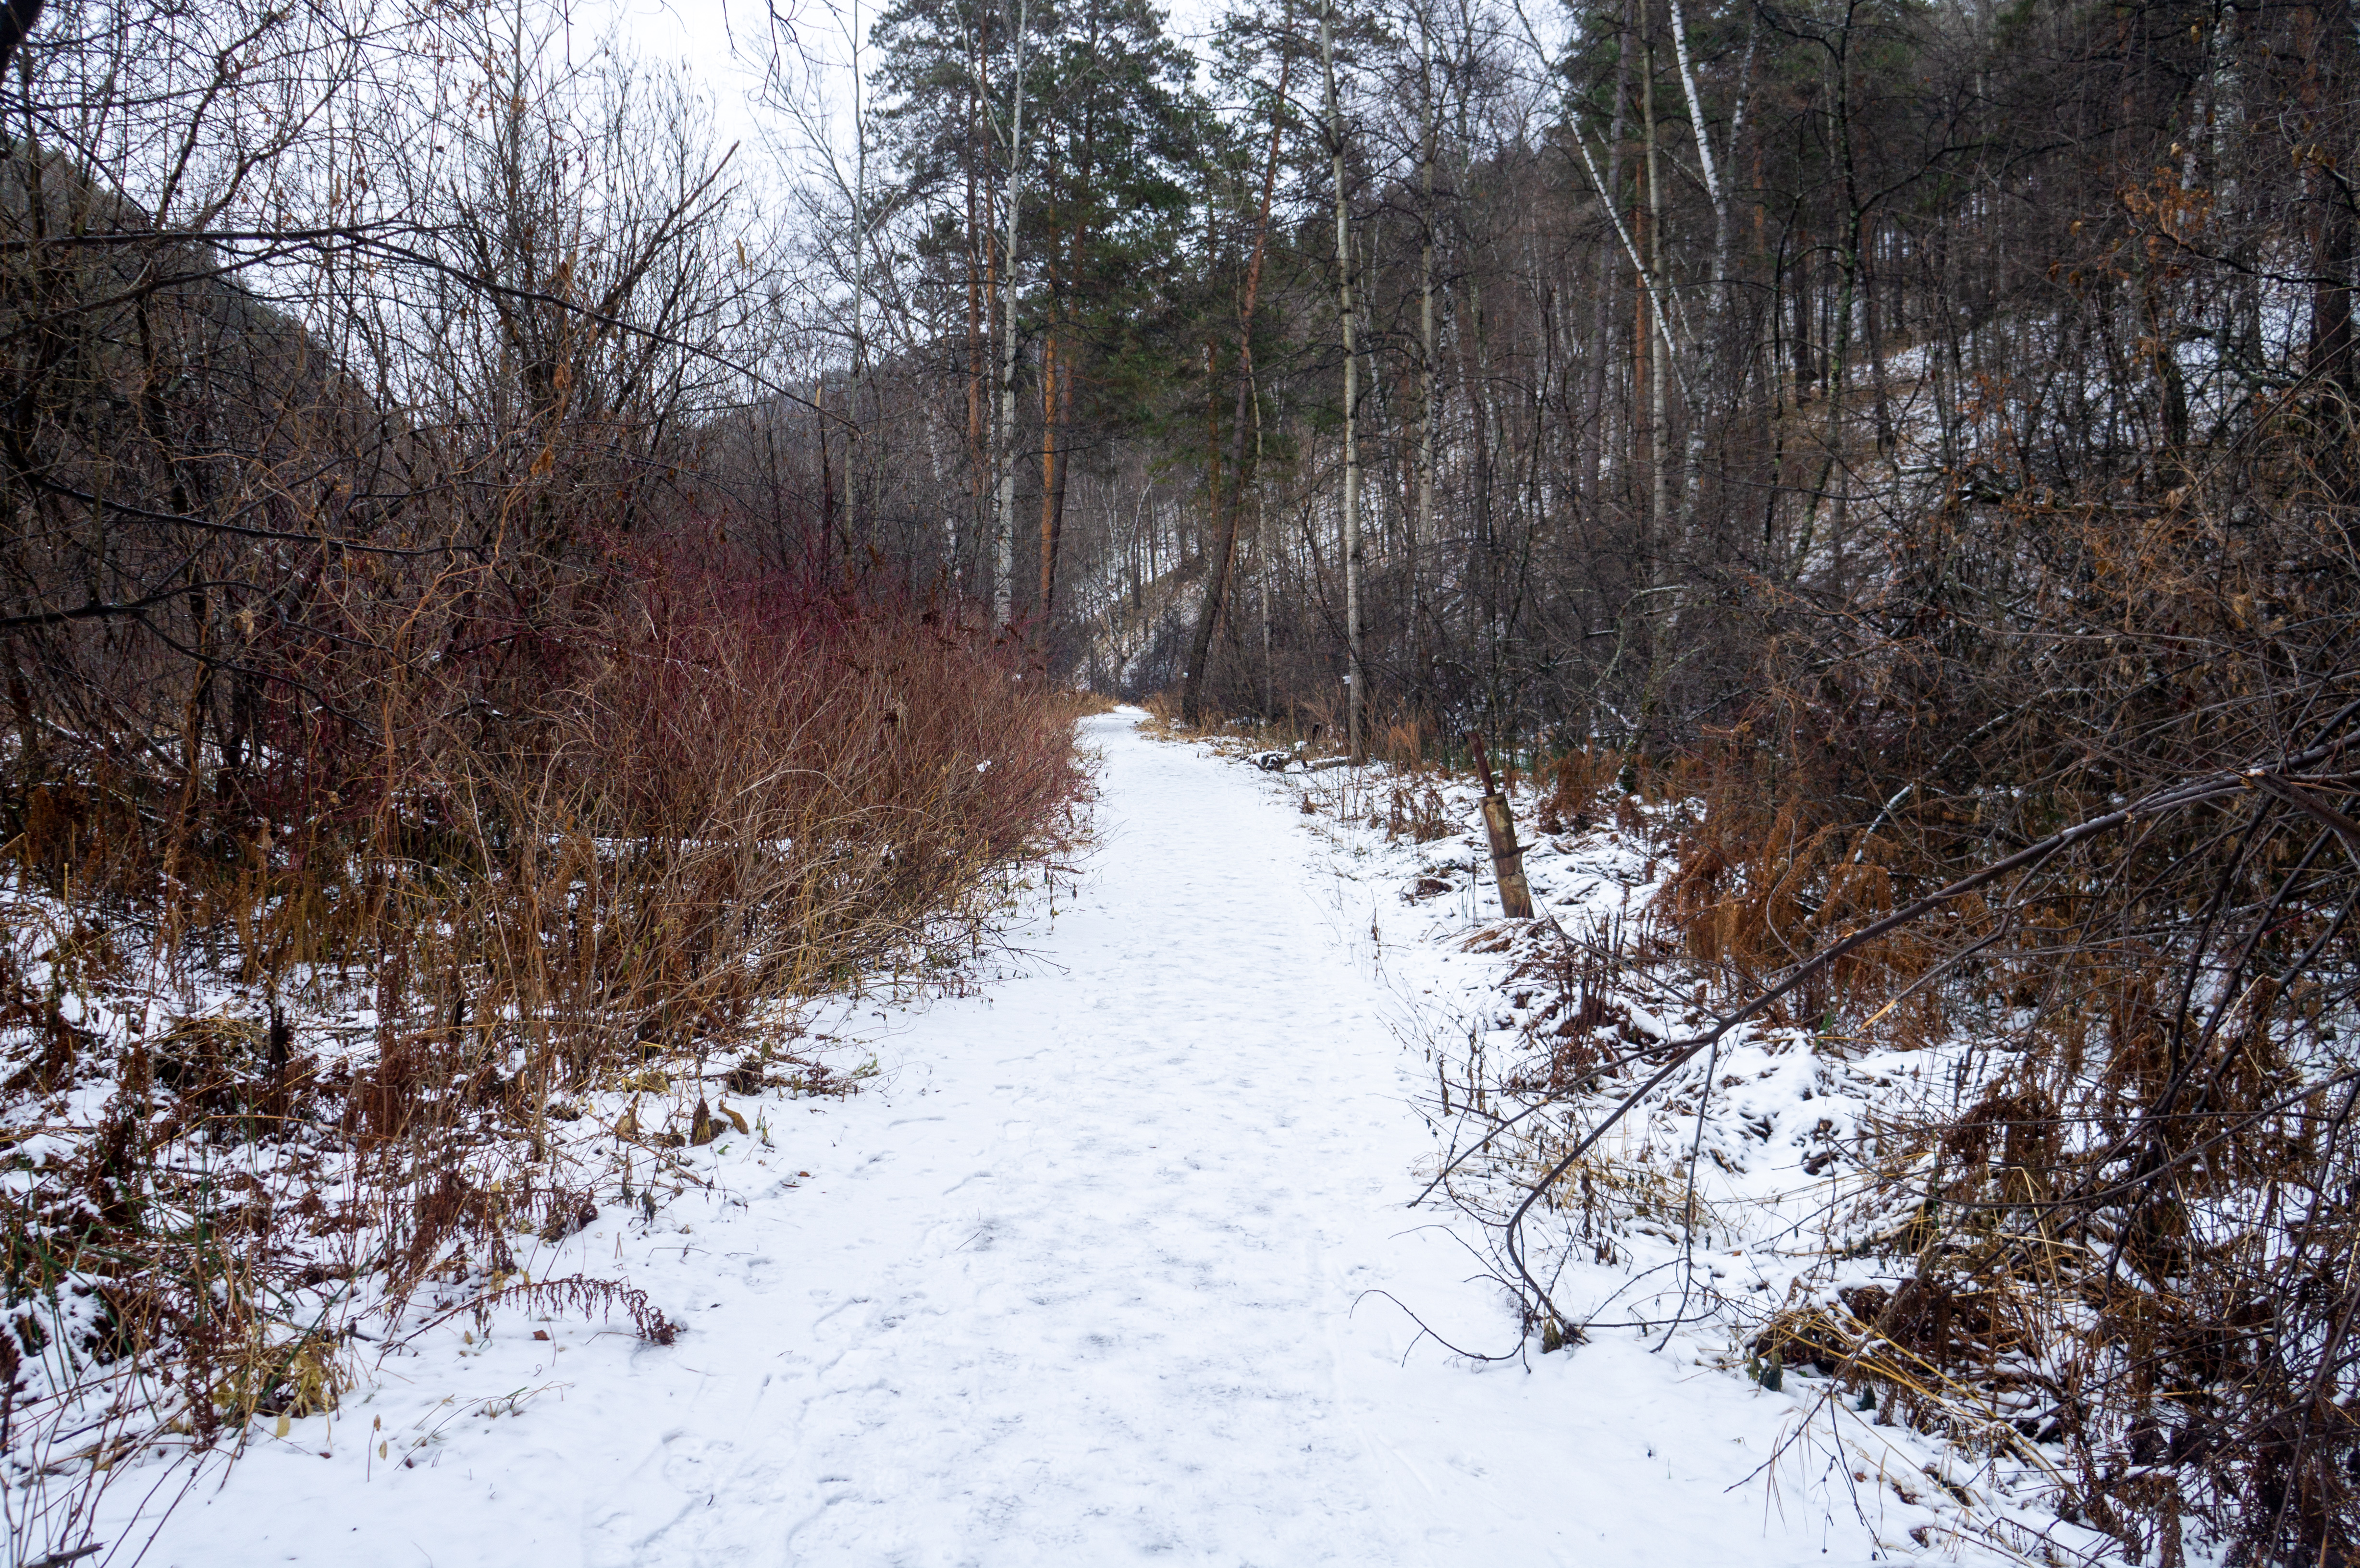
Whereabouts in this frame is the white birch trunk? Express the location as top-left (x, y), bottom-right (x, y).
top-left (1321, 0), bottom-right (1363, 762)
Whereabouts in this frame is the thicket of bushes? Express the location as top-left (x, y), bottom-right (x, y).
top-left (1395, 477), bottom-right (2360, 1567)
top-left (0, 547), bottom-right (1088, 1554)
top-left (1201, 397), bottom-right (2360, 1565)
top-left (0, 5), bottom-right (1091, 1558)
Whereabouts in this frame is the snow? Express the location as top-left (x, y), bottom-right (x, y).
top-left (1278, 755), bottom-right (2118, 1565)
top-left (111, 711), bottom-right (1941, 1565)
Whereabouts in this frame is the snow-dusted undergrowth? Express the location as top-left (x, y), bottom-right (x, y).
top-left (0, 865), bottom-right (959, 1559)
top-left (1277, 751), bottom-right (2132, 1566)
top-left (0, 710), bottom-right (2192, 1563)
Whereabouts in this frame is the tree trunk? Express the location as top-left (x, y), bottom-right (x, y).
top-left (964, 74), bottom-right (987, 600)
top-left (1040, 330), bottom-right (1073, 655)
top-left (1643, 31), bottom-right (1669, 540)
top-left (1037, 329), bottom-right (1058, 637)
top-left (1582, 0), bottom-right (1635, 512)
top-left (1321, 0), bottom-right (1364, 761)
top-left (1415, 17), bottom-right (1437, 704)
top-left (990, 0), bottom-right (1031, 628)
top-left (1183, 26), bottom-right (1291, 724)
top-left (2304, 0), bottom-right (2359, 503)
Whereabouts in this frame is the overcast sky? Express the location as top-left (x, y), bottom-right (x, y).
top-left (595, 0), bottom-right (1233, 187)
top-left (591, 0), bottom-right (1570, 226)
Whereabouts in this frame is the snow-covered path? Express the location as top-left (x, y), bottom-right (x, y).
top-left (130, 712), bottom-right (1898, 1566)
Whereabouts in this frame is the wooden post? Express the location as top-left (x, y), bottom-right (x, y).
top-left (1468, 734), bottom-right (1536, 919)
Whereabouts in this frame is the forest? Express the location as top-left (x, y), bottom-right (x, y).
top-left (2, 0), bottom-right (2359, 1560)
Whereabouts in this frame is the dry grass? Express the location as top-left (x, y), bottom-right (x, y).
top-left (1414, 483), bottom-right (2360, 1562)
top-left (0, 560), bottom-right (1090, 1556)
top-left (1046, 689), bottom-right (1122, 721)
top-left (1637, 730), bottom-right (2360, 1564)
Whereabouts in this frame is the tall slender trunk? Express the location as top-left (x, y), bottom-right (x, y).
top-left (1195, 338), bottom-right (1223, 686)
top-left (1415, 16), bottom-right (1436, 702)
top-left (1665, 0), bottom-right (1755, 510)
top-left (1582, 0), bottom-right (1635, 510)
top-left (1540, 0), bottom-right (1684, 501)
top-left (1036, 329), bottom-right (1059, 638)
top-left (1635, 11), bottom-right (1682, 754)
top-left (1643, 32), bottom-right (1669, 538)
top-left (1321, 0), bottom-right (1364, 761)
top-left (1184, 14), bottom-right (1292, 723)
top-left (1050, 363), bottom-right (1073, 586)
top-left (989, 0), bottom-right (1031, 628)
top-left (1255, 377), bottom-right (1272, 713)
top-left (1798, 23), bottom-right (1862, 582)
top-left (2304, 0), bottom-right (2359, 503)
top-left (848, 3), bottom-right (870, 565)
top-left (818, 382), bottom-right (839, 578)
top-left (963, 82), bottom-right (985, 598)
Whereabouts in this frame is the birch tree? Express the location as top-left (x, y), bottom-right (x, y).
top-left (1319, 0), bottom-right (1364, 760)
